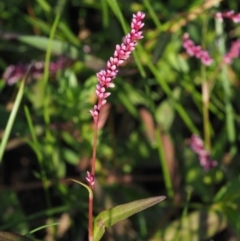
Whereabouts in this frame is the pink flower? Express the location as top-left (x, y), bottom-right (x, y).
top-left (223, 40), bottom-right (240, 64)
top-left (182, 33), bottom-right (213, 66)
top-left (2, 57), bottom-right (74, 85)
top-left (215, 11), bottom-right (240, 23)
top-left (86, 171), bottom-right (95, 187)
top-left (89, 11), bottom-right (145, 123)
top-left (190, 135), bottom-right (217, 171)
top-left (190, 134), bottom-right (204, 154)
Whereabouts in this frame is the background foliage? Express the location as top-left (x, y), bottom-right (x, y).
top-left (0, 0), bottom-right (240, 240)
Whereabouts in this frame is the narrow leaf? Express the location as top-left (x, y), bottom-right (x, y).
top-left (214, 176), bottom-right (240, 202)
top-left (0, 77), bottom-right (26, 163)
top-left (94, 196), bottom-right (166, 241)
top-left (0, 231), bottom-right (34, 241)
top-left (17, 36), bottom-right (105, 70)
top-left (19, 36), bottom-right (80, 59)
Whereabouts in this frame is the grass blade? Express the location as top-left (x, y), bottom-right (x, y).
top-left (0, 69), bottom-right (29, 162)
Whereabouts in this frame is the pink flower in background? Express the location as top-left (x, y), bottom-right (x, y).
top-left (190, 134), bottom-right (204, 154)
top-left (223, 40), bottom-right (240, 64)
top-left (182, 33), bottom-right (213, 66)
top-left (215, 10), bottom-right (240, 23)
top-left (190, 135), bottom-right (217, 171)
top-left (2, 57), bottom-right (74, 85)
top-left (89, 11), bottom-right (145, 124)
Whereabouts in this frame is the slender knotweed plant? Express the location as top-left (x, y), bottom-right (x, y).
top-left (87, 11), bottom-right (145, 240)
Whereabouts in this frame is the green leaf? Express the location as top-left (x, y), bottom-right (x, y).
top-left (155, 100), bottom-right (174, 131)
top-left (62, 148), bottom-right (79, 165)
top-left (214, 176), bottom-right (240, 203)
top-left (152, 32), bottom-right (171, 63)
top-left (36, 0), bottom-right (51, 13)
top-left (18, 36), bottom-right (80, 59)
top-left (0, 78), bottom-right (25, 163)
top-left (0, 231), bottom-right (34, 241)
top-left (17, 36), bottom-right (105, 70)
top-left (70, 179), bottom-right (93, 199)
top-left (24, 16), bottom-right (53, 35)
top-left (93, 196), bottom-right (166, 241)
top-left (150, 208), bottom-right (227, 241)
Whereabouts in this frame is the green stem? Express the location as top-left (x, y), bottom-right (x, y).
top-left (24, 106), bottom-right (52, 212)
top-left (41, 2), bottom-right (64, 138)
top-left (202, 80), bottom-right (211, 150)
top-left (155, 129), bottom-right (174, 199)
top-left (201, 15), bottom-right (211, 150)
top-left (101, 0), bottom-right (109, 28)
top-left (143, 0), bottom-right (162, 28)
top-left (215, 18), bottom-right (236, 155)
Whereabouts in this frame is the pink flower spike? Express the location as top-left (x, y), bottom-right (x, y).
top-left (89, 12), bottom-right (145, 118)
top-left (190, 135), bottom-right (217, 171)
top-left (223, 40), bottom-right (240, 64)
top-left (86, 171), bottom-right (95, 187)
top-left (2, 57), bottom-right (74, 85)
top-left (233, 13), bottom-right (240, 23)
top-left (182, 33), bottom-right (213, 66)
top-left (215, 10), bottom-right (240, 23)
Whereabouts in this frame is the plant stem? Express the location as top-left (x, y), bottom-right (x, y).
top-left (91, 120), bottom-right (99, 176)
top-left (88, 118), bottom-right (99, 241)
top-left (88, 195), bottom-right (93, 241)
top-left (201, 15), bottom-right (211, 151)
top-left (155, 128), bottom-right (174, 200)
top-left (215, 19), bottom-right (236, 156)
top-left (202, 80), bottom-right (211, 150)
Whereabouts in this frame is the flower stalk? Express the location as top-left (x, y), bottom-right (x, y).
top-left (87, 11), bottom-right (145, 240)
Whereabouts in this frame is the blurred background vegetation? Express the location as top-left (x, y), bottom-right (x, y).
top-left (0, 0), bottom-right (240, 240)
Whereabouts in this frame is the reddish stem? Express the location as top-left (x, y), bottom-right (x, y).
top-left (91, 118), bottom-right (99, 176)
top-left (88, 195), bottom-right (93, 241)
top-left (87, 11), bottom-right (145, 241)
top-left (88, 118), bottom-right (98, 241)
